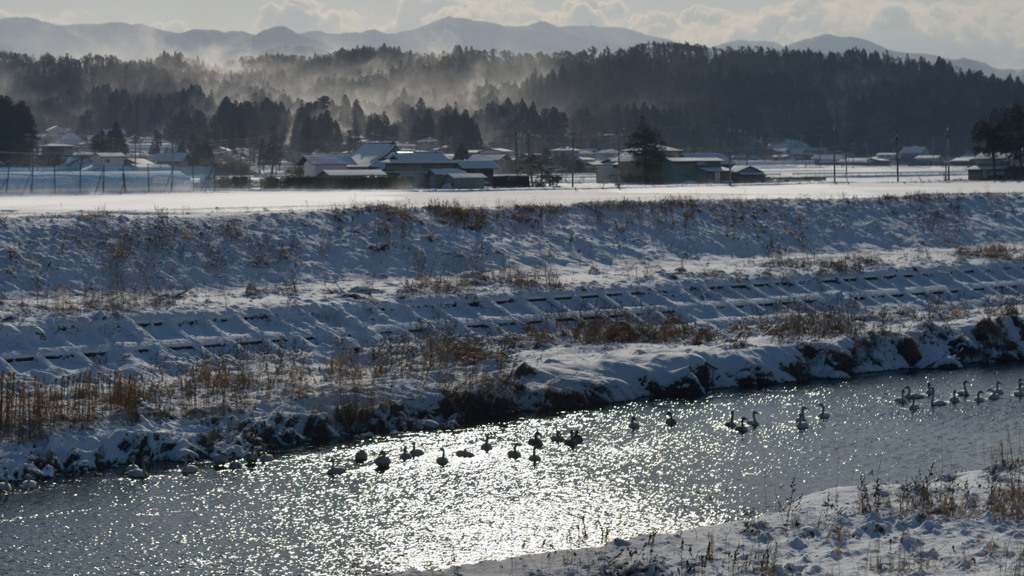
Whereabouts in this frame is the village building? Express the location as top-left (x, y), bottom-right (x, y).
top-left (91, 152), bottom-right (129, 169)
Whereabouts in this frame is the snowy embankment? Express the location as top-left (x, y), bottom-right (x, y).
top-left (2, 185), bottom-right (1024, 484)
top-left (404, 464), bottom-right (1024, 576)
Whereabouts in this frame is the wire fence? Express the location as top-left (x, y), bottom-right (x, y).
top-left (0, 165), bottom-right (217, 194)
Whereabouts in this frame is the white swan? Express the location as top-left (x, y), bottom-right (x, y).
top-left (125, 456), bottom-right (148, 479)
top-left (354, 449), bottom-right (368, 464)
top-left (507, 443), bottom-right (522, 460)
top-left (948, 390), bottom-right (960, 405)
top-left (564, 430), bottom-right (583, 449)
top-left (927, 387), bottom-right (946, 408)
top-left (736, 417), bottom-right (749, 434)
top-left (327, 458), bottom-right (345, 476)
top-left (0, 469), bottom-right (11, 493)
top-left (259, 451), bottom-right (274, 463)
top-left (797, 406), bottom-right (808, 421)
top-left (816, 403), bottom-right (830, 420)
top-left (455, 447), bottom-right (475, 458)
top-left (481, 436), bottom-right (493, 452)
top-left (181, 456), bottom-right (199, 476)
top-left (907, 388), bottom-right (926, 401)
top-left (959, 381), bottom-right (970, 398)
top-left (410, 443), bottom-right (424, 458)
top-left (665, 411), bottom-right (677, 427)
top-left (400, 446), bottom-right (413, 461)
top-left (725, 410), bottom-right (737, 429)
top-left (20, 476), bottom-right (37, 491)
top-left (976, 390), bottom-right (986, 403)
top-left (894, 387), bottom-right (909, 405)
top-left (550, 430), bottom-right (566, 444)
top-left (908, 397), bottom-right (920, 412)
top-left (436, 448), bottom-right (449, 467)
top-left (992, 381), bottom-right (1004, 398)
top-left (628, 416), bottom-right (640, 433)
top-left (1015, 378), bottom-right (1024, 398)
top-left (373, 451), bottom-right (391, 470)
top-left (527, 431), bottom-right (544, 449)
top-left (528, 446), bottom-right (541, 465)
top-left (748, 411), bottom-right (760, 429)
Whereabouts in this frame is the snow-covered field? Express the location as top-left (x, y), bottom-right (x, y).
top-left (3, 173), bottom-right (1024, 575)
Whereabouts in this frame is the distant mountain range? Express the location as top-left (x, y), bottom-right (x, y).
top-left (718, 34), bottom-right (1016, 78)
top-left (0, 16), bottom-right (1019, 78)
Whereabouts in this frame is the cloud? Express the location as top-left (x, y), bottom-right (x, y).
top-left (256, 0), bottom-right (366, 33)
top-left (151, 19), bottom-right (191, 33)
top-left (615, 1), bottom-right (1024, 70)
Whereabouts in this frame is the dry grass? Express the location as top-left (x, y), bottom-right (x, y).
top-left (757, 298), bottom-right (866, 342)
top-left (955, 243), bottom-right (1024, 261)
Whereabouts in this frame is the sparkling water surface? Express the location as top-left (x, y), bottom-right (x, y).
top-left (4, 367), bottom-right (1024, 575)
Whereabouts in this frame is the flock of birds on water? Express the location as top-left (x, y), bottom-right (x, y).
top-left (1, 377), bottom-right (1021, 492)
top-left (328, 376), bottom-right (1024, 475)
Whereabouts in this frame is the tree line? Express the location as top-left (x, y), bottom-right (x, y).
top-left (0, 42), bottom-right (1023, 167)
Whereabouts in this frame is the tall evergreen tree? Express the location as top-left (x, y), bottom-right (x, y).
top-left (625, 116), bottom-right (666, 184)
top-left (0, 95), bottom-right (36, 166)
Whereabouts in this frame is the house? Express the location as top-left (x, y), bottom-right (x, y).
top-left (91, 152), bottom-right (128, 169)
top-left (415, 137), bottom-right (440, 151)
top-left (661, 156), bottom-right (727, 184)
top-left (729, 165), bottom-right (767, 183)
top-left (968, 162), bottom-right (1012, 180)
top-left (427, 168), bottom-right (488, 189)
top-left (349, 141), bottom-right (400, 168)
top-left (899, 146), bottom-right (929, 160)
top-left (296, 154), bottom-right (355, 177)
top-left (41, 143), bottom-right (79, 164)
top-left (316, 168), bottom-right (392, 188)
top-left (590, 158), bottom-right (620, 184)
top-left (384, 151), bottom-right (458, 187)
top-left (457, 159), bottom-right (498, 181)
top-left (910, 154), bottom-right (943, 166)
top-left (468, 149), bottom-right (516, 174)
top-left (149, 149), bottom-right (190, 167)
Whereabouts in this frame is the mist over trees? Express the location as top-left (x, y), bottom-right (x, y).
top-left (1, 42), bottom-right (1023, 162)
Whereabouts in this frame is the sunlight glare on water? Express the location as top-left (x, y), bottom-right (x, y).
top-left (3, 367), bottom-right (1024, 574)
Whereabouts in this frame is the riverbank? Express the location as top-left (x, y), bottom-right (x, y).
top-left (397, 456), bottom-right (1024, 576)
top-left (2, 185), bottom-right (1024, 486)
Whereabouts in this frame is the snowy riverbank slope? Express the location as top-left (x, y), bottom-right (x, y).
top-left (2, 184), bottom-right (1024, 482)
top-left (401, 464), bottom-right (1024, 576)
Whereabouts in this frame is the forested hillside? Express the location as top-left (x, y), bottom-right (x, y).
top-left (1, 42), bottom-right (1022, 160)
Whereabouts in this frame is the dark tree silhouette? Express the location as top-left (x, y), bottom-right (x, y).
top-left (0, 95), bottom-right (36, 165)
top-left (625, 116), bottom-right (666, 184)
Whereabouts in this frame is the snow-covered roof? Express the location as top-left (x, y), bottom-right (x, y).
top-left (350, 141), bottom-right (400, 168)
top-left (298, 154), bottom-right (354, 166)
top-left (385, 151), bottom-right (455, 165)
top-left (457, 160), bottom-right (498, 170)
top-left (319, 169), bottom-right (388, 178)
top-left (467, 152), bottom-right (510, 163)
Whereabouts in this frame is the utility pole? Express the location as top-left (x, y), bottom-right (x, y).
top-left (945, 127), bottom-right (950, 182)
top-left (832, 125), bottom-right (837, 185)
top-left (570, 129), bottom-right (575, 188)
top-left (727, 119), bottom-right (733, 186)
top-left (894, 124), bottom-right (900, 183)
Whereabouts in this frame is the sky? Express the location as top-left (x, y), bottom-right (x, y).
top-left (1, 0), bottom-right (1022, 69)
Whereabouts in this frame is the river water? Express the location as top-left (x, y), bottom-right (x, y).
top-left (3, 366), bottom-right (1024, 575)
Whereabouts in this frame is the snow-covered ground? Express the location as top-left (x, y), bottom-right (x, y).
top-left (3, 173), bottom-right (1024, 574)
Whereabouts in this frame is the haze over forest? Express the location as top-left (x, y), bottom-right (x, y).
top-left (1, 18), bottom-right (1023, 163)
